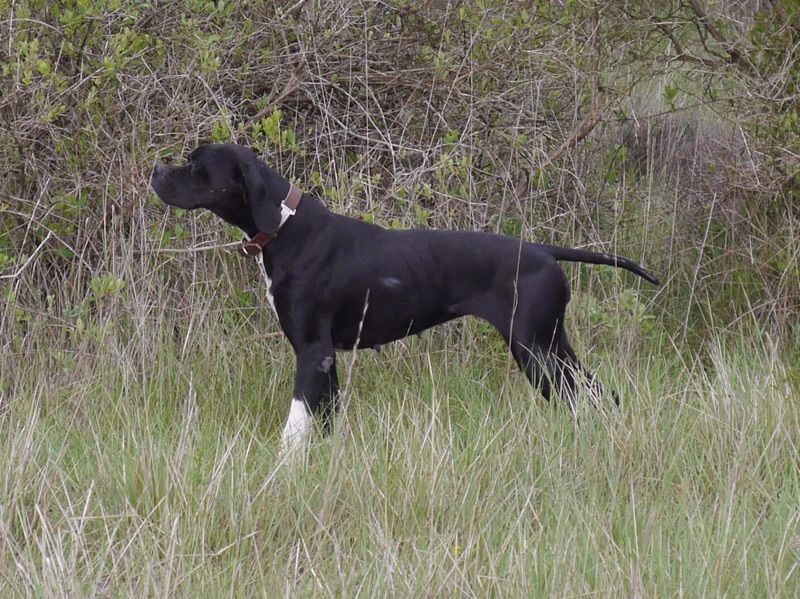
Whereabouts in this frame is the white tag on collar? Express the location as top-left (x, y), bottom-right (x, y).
top-left (279, 203), bottom-right (296, 227)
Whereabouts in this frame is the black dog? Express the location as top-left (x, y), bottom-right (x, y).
top-left (151, 144), bottom-right (658, 457)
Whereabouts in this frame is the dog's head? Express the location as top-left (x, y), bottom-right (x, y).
top-left (150, 144), bottom-right (288, 235)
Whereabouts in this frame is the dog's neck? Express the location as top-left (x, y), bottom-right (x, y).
top-left (208, 190), bottom-right (330, 252)
top-left (208, 203), bottom-right (257, 237)
top-left (206, 165), bottom-right (295, 238)
top-left (238, 186), bottom-right (302, 256)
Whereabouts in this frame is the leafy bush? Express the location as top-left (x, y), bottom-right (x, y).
top-left (0, 0), bottom-right (797, 344)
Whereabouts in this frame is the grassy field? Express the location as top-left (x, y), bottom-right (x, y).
top-left (2, 274), bottom-right (798, 596)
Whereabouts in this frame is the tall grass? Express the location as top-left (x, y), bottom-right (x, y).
top-left (1, 251), bottom-right (798, 596)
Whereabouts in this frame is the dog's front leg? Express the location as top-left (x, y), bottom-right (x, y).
top-left (317, 356), bottom-right (341, 435)
top-left (278, 340), bottom-right (336, 462)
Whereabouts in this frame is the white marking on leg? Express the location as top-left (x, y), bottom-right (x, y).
top-left (319, 356), bottom-right (334, 373)
top-left (279, 398), bottom-right (312, 461)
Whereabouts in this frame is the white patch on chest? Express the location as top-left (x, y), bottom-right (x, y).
top-left (254, 252), bottom-right (277, 315)
top-left (244, 205), bottom-right (295, 317)
top-left (279, 398), bottom-right (312, 461)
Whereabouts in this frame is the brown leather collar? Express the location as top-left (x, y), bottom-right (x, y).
top-left (283, 184), bottom-right (302, 211)
top-left (238, 184), bottom-right (302, 257)
top-left (238, 231), bottom-right (275, 256)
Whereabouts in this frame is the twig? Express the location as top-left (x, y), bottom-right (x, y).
top-left (0, 232), bottom-right (53, 281)
top-left (244, 66), bottom-right (305, 127)
top-left (147, 241), bottom-right (240, 254)
top-left (538, 111), bottom-right (603, 171)
top-left (339, 289), bottom-right (370, 436)
top-left (687, 0), bottom-right (760, 79)
top-left (651, 18), bottom-right (720, 69)
top-left (277, 0), bottom-right (308, 20)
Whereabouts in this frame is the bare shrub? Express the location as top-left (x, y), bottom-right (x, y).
top-left (622, 110), bottom-right (753, 227)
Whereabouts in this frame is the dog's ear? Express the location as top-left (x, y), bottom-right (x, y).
top-left (236, 158), bottom-right (281, 234)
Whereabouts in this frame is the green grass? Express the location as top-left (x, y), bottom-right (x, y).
top-left (1, 307), bottom-right (798, 597)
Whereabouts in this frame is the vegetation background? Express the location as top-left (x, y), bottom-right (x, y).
top-left (1, 0), bottom-right (798, 596)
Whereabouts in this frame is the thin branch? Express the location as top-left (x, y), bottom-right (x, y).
top-left (0, 232), bottom-right (52, 281)
top-left (147, 241), bottom-right (240, 254)
top-left (651, 18), bottom-right (721, 69)
top-left (244, 66), bottom-right (305, 127)
top-left (277, 0), bottom-right (308, 20)
top-left (538, 111), bottom-right (603, 171)
top-left (687, 0), bottom-right (760, 78)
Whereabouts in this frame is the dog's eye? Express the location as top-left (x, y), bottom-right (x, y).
top-left (189, 161), bottom-right (210, 183)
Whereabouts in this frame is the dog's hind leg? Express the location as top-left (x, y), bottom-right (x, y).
top-left (508, 338), bottom-right (554, 401)
top-left (513, 317), bottom-right (618, 409)
top-left (506, 263), bottom-right (617, 407)
top-left (451, 293), bottom-right (553, 400)
top-left (557, 333), bottom-right (619, 406)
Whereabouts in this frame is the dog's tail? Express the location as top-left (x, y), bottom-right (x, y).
top-left (543, 246), bottom-right (660, 285)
